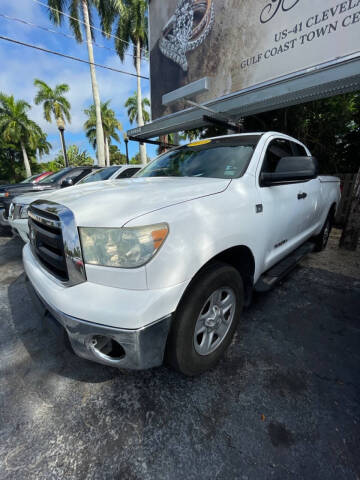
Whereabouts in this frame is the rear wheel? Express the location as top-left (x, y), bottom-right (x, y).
top-left (166, 262), bottom-right (244, 376)
top-left (313, 214), bottom-right (332, 252)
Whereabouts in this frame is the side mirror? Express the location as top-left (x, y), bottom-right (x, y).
top-left (261, 156), bottom-right (318, 187)
top-left (61, 178), bottom-right (74, 188)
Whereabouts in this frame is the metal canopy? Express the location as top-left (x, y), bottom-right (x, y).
top-left (128, 54), bottom-right (360, 140)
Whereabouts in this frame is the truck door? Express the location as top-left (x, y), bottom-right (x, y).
top-left (290, 141), bottom-right (321, 239)
top-left (257, 137), bottom-right (305, 270)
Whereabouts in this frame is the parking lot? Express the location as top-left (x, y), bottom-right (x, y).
top-left (0, 229), bottom-right (359, 480)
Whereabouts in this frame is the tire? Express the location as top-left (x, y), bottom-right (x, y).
top-left (166, 261), bottom-right (244, 376)
top-left (313, 213), bottom-right (332, 252)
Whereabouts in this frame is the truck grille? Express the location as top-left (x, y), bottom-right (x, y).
top-left (29, 206), bottom-right (68, 281)
top-left (28, 201), bottom-right (86, 286)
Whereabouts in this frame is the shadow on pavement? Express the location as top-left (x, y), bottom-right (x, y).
top-left (0, 226), bottom-right (12, 238)
top-left (7, 273), bottom-right (118, 384)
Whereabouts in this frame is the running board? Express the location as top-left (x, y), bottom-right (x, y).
top-left (254, 241), bottom-right (315, 293)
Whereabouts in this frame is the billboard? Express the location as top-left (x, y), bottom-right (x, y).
top-left (149, 0), bottom-right (360, 120)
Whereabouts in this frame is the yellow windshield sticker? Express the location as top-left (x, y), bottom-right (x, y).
top-left (187, 139), bottom-right (212, 147)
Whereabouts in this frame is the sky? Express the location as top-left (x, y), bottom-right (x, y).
top-left (0, 0), bottom-right (157, 163)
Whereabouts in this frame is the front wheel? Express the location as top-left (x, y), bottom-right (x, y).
top-left (166, 262), bottom-right (244, 376)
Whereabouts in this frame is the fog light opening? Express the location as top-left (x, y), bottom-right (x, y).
top-left (91, 335), bottom-right (125, 361)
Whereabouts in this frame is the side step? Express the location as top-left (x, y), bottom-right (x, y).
top-left (254, 241), bottom-right (315, 293)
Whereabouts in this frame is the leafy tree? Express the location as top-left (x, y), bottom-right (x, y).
top-left (47, 0), bottom-right (114, 166)
top-left (0, 139), bottom-right (28, 183)
top-left (84, 101), bottom-right (122, 166)
top-left (0, 93), bottom-right (50, 177)
top-left (109, 144), bottom-right (127, 165)
top-left (243, 92), bottom-right (360, 173)
top-left (47, 145), bottom-right (94, 171)
top-left (130, 151), bottom-right (149, 164)
top-left (125, 92), bottom-right (150, 125)
top-left (112, 0), bottom-right (148, 163)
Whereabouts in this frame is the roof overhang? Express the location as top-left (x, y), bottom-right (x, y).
top-left (128, 54), bottom-right (360, 140)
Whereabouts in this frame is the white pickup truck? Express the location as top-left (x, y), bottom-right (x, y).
top-left (24, 132), bottom-right (340, 375)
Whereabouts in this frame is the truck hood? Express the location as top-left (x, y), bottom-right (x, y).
top-left (35, 177), bottom-right (231, 227)
top-left (13, 189), bottom-right (59, 205)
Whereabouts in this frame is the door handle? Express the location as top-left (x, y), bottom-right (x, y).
top-left (297, 192), bottom-right (307, 200)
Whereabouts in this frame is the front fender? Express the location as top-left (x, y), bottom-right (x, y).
top-left (125, 184), bottom-right (263, 290)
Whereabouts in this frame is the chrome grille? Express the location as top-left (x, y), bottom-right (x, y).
top-left (28, 200), bottom-right (86, 286)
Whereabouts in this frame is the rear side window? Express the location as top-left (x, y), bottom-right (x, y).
top-left (261, 139), bottom-right (293, 173)
top-left (66, 169), bottom-right (92, 184)
top-left (116, 168), bottom-right (141, 178)
top-left (291, 142), bottom-right (307, 156)
top-left (79, 167), bottom-right (119, 184)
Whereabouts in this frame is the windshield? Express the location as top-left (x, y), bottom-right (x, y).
top-left (21, 174), bottom-right (39, 183)
top-left (136, 136), bottom-right (260, 179)
top-left (78, 166), bottom-right (119, 184)
top-left (38, 168), bottom-right (71, 184)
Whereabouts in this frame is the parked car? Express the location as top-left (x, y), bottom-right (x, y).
top-left (0, 171), bottom-right (52, 226)
top-left (23, 133), bottom-right (340, 375)
top-left (77, 164), bottom-right (144, 184)
top-left (1, 166), bottom-right (99, 226)
top-left (9, 165), bottom-right (144, 242)
top-left (0, 171), bottom-right (53, 196)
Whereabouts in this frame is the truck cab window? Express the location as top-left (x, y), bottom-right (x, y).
top-left (291, 142), bottom-right (307, 156)
top-left (262, 139), bottom-right (293, 173)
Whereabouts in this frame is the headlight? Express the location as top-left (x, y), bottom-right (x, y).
top-left (19, 205), bottom-right (29, 219)
top-left (11, 204), bottom-right (29, 220)
top-left (9, 203), bottom-right (14, 218)
top-left (79, 223), bottom-right (169, 268)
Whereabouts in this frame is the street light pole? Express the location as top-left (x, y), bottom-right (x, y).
top-left (57, 118), bottom-right (69, 167)
top-left (124, 135), bottom-right (129, 164)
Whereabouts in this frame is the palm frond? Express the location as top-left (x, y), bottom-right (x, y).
top-left (69, 0), bottom-right (82, 42)
top-left (114, 7), bottom-right (131, 60)
top-left (48, 0), bottom-right (66, 25)
top-left (33, 79), bottom-right (71, 126)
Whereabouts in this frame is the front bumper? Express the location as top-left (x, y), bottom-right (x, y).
top-left (8, 218), bottom-right (29, 242)
top-left (23, 243), bottom-right (186, 330)
top-left (26, 276), bottom-right (172, 369)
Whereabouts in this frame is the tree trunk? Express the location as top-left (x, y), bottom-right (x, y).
top-left (82, 0), bottom-right (105, 167)
top-left (136, 38), bottom-right (147, 164)
top-left (340, 168), bottom-right (360, 251)
top-left (20, 141), bottom-right (32, 177)
top-left (105, 136), bottom-right (110, 166)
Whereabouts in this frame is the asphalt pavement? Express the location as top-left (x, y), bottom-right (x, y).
top-left (0, 232), bottom-right (359, 480)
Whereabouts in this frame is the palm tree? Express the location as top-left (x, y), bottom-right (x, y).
top-left (47, 0), bottom-right (112, 166)
top-left (34, 79), bottom-right (71, 166)
top-left (111, 0), bottom-right (148, 163)
top-left (35, 133), bottom-right (52, 160)
top-left (84, 101), bottom-right (122, 166)
top-left (125, 92), bottom-right (150, 125)
top-left (0, 94), bottom-right (49, 177)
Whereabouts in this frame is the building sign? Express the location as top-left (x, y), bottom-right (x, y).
top-left (149, 0), bottom-right (360, 120)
